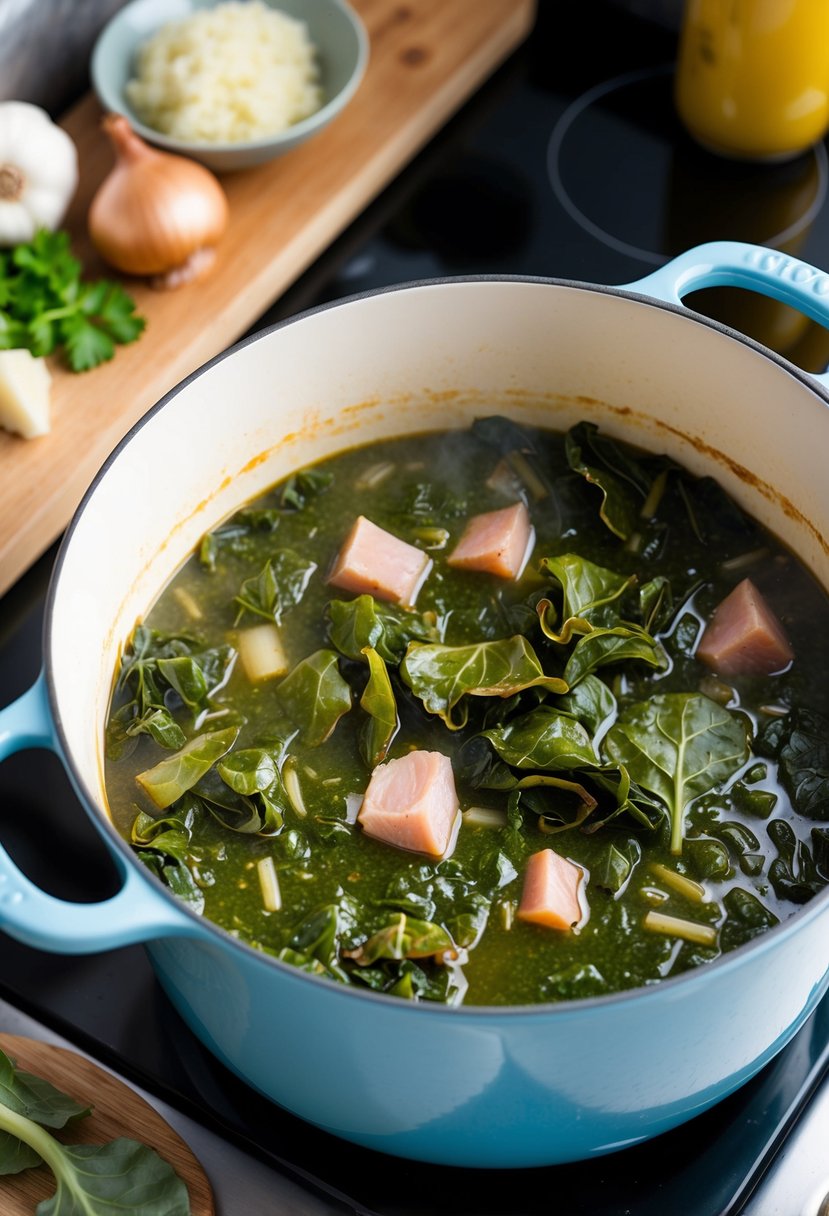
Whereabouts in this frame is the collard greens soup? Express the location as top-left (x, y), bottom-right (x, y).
top-left (104, 418), bottom-right (829, 1006)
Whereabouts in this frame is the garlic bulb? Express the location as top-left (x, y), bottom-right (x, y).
top-left (0, 102), bottom-right (79, 246)
top-left (88, 114), bottom-right (229, 289)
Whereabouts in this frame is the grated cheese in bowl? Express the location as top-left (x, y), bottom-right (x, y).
top-left (125, 0), bottom-right (324, 145)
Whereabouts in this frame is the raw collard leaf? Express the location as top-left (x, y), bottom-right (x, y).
top-left (0, 1049), bottom-right (90, 1176)
top-left (37, 1138), bottom-right (190, 1215)
top-left (603, 693), bottom-right (751, 854)
top-left (400, 635), bottom-right (568, 729)
top-left (276, 650), bottom-right (352, 747)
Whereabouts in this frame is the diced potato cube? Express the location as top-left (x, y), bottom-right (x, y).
top-left (238, 623), bottom-right (288, 681)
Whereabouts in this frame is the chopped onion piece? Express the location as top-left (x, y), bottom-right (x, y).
top-left (173, 585), bottom-right (203, 620)
top-left (462, 806), bottom-right (508, 829)
top-left (643, 910), bottom-right (717, 946)
top-left (355, 461), bottom-right (396, 490)
top-left (282, 759), bottom-right (307, 818)
top-left (640, 469), bottom-right (668, 520)
top-left (720, 547), bottom-right (769, 573)
top-left (257, 856), bottom-right (281, 912)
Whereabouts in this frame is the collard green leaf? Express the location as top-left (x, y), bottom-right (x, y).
top-left (108, 630), bottom-right (235, 756)
top-left (136, 850), bottom-right (205, 913)
top-left (0, 1130), bottom-right (41, 1174)
top-left (770, 708), bottom-right (829, 821)
top-left (537, 553), bottom-right (636, 643)
top-left (326, 595), bottom-right (438, 664)
top-left (234, 550), bottom-right (317, 626)
top-left (603, 693), bottom-right (751, 854)
top-left (359, 647), bottom-right (399, 768)
top-left (131, 806), bottom-right (194, 863)
top-left (287, 897), bottom-right (360, 980)
top-left (564, 624), bottom-right (667, 686)
top-left (199, 507), bottom-right (282, 571)
top-left (508, 773), bottom-right (599, 833)
top-left (345, 914), bottom-right (455, 966)
top-left (565, 422), bottom-right (642, 540)
top-left (720, 887), bottom-right (779, 950)
top-left (135, 726), bottom-right (239, 809)
top-left (0, 1049), bottom-right (90, 1177)
top-left (555, 673), bottom-right (616, 735)
top-left (593, 837), bottom-right (642, 893)
top-left (0, 1053), bottom-right (187, 1213)
top-left (482, 706), bottom-right (598, 770)
top-left (767, 819), bottom-right (823, 903)
top-left (279, 468), bottom-right (333, 511)
top-left (400, 635), bottom-right (568, 729)
top-left (38, 1138), bottom-right (191, 1215)
top-left (217, 748), bottom-right (278, 796)
top-left (639, 575), bottom-right (673, 634)
top-left (192, 767), bottom-right (285, 836)
top-left (276, 650), bottom-right (352, 747)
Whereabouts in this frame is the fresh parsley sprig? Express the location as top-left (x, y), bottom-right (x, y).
top-left (0, 229), bottom-right (146, 372)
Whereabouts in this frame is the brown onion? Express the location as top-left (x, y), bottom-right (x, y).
top-left (88, 113), bottom-right (229, 288)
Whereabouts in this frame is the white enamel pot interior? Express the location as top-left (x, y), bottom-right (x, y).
top-left (30, 255), bottom-right (829, 1166)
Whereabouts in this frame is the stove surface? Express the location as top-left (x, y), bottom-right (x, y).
top-left (1, 4), bottom-right (828, 1213)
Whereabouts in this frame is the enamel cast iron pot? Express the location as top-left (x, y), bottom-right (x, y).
top-left (1, 241), bottom-right (829, 1169)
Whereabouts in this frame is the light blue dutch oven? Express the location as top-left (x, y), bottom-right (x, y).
top-left (2, 241), bottom-right (829, 1169)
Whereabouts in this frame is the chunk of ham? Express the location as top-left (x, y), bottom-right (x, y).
top-left (358, 750), bottom-right (460, 858)
top-left (696, 577), bottom-right (794, 677)
top-left (328, 515), bottom-right (432, 607)
top-left (517, 848), bottom-right (585, 931)
top-left (447, 501), bottom-right (535, 579)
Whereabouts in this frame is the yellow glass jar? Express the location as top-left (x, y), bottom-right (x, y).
top-left (675, 0), bottom-right (829, 161)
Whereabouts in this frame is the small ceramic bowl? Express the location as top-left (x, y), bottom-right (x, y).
top-left (90, 0), bottom-right (369, 172)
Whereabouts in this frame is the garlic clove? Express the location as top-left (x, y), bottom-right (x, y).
top-left (0, 102), bottom-right (79, 242)
top-left (0, 199), bottom-right (36, 247)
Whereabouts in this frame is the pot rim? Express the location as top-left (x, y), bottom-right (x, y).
top-left (44, 271), bottom-right (829, 1018)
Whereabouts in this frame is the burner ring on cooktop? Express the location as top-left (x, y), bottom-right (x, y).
top-left (548, 64), bottom-right (828, 267)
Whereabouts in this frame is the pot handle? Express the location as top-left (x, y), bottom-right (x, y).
top-left (0, 673), bottom-right (205, 953)
top-left (622, 240), bottom-right (829, 390)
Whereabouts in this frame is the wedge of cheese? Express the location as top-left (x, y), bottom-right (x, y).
top-left (0, 349), bottom-right (52, 438)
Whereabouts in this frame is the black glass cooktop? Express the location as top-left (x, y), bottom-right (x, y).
top-left (2, 4), bottom-right (829, 1213)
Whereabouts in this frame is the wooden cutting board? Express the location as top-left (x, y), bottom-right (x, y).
top-left (0, 0), bottom-right (536, 601)
top-left (0, 1033), bottom-right (213, 1214)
